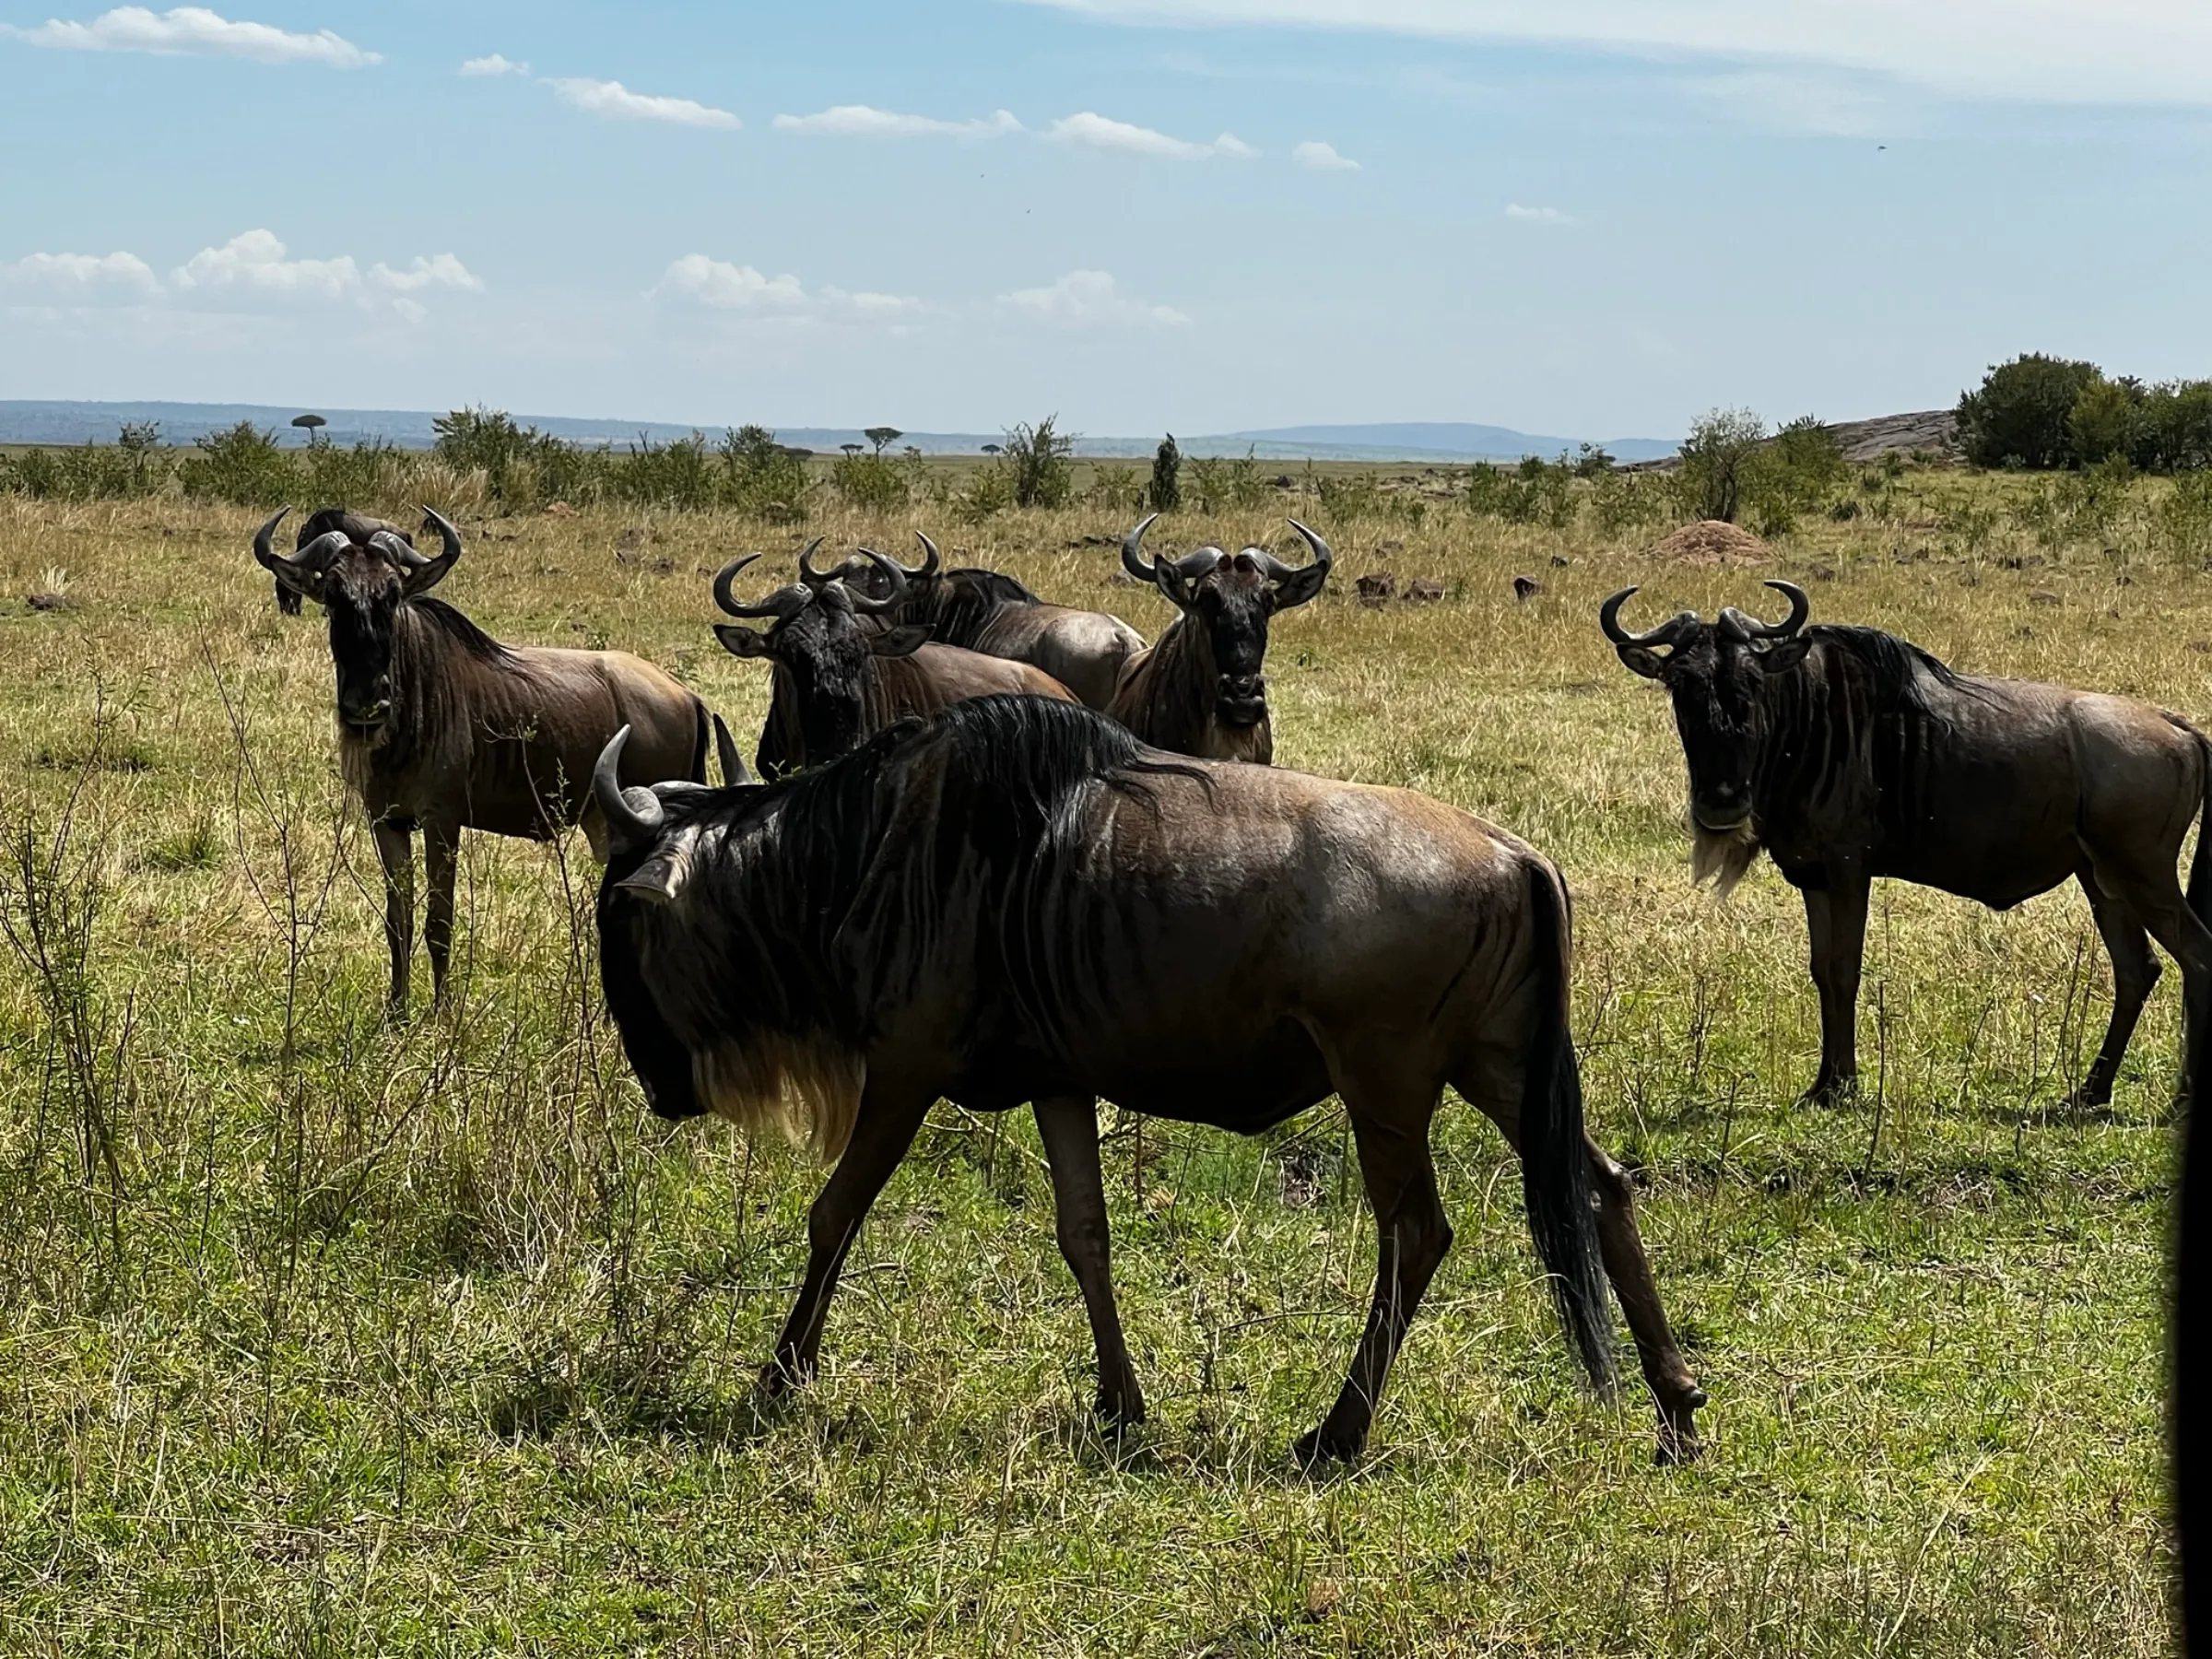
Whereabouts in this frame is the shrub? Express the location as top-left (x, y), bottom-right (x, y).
top-left (2158, 470), bottom-right (2212, 564)
top-left (178, 422), bottom-right (296, 508)
top-left (1147, 435), bottom-right (1182, 512)
top-left (829, 451), bottom-right (911, 512)
top-left (1742, 416), bottom-right (1846, 536)
top-left (1956, 354), bottom-right (2101, 469)
top-left (1674, 408), bottom-right (1766, 523)
top-left (613, 432), bottom-right (716, 511)
top-left (1591, 468), bottom-right (1671, 537)
top-left (1086, 464), bottom-right (1143, 512)
top-left (1186, 448), bottom-right (1268, 513)
top-left (1003, 416), bottom-right (1076, 510)
top-left (954, 465), bottom-right (1013, 524)
top-left (2066, 374), bottom-right (2146, 466)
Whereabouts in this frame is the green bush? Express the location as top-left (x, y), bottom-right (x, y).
top-left (178, 422), bottom-right (297, 508)
top-left (1185, 448), bottom-right (1267, 513)
top-left (954, 465), bottom-right (1013, 524)
top-left (2158, 470), bottom-right (2212, 564)
top-left (1147, 435), bottom-right (1182, 512)
top-left (829, 451), bottom-right (911, 512)
top-left (1743, 416), bottom-right (1847, 536)
top-left (1003, 417), bottom-right (1075, 510)
top-left (1674, 408), bottom-right (1766, 523)
top-left (1957, 354), bottom-right (2101, 469)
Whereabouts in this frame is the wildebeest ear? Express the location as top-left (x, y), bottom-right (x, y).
top-left (616, 850), bottom-right (689, 905)
top-left (1616, 645), bottom-right (1668, 680)
top-left (870, 624), bottom-right (933, 659)
top-left (714, 624), bottom-right (776, 660)
top-left (1755, 636), bottom-right (1813, 675)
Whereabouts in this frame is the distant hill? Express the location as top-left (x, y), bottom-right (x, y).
top-left (0, 401), bottom-right (1682, 463)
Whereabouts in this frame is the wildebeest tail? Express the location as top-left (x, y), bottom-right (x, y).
top-left (1518, 859), bottom-right (1617, 1393)
top-left (2189, 727), bottom-right (2212, 936)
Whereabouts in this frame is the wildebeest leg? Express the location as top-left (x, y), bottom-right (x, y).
top-left (1583, 1135), bottom-right (1707, 1463)
top-left (1297, 1094), bottom-right (1451, 1465)
top-left (2072, 869), bottom-right (2159, 1111)
top-left (423, 819), bottom-right (460, 1007)
top-left (1031, 1096), bottom-right (1144, 1430)
top-left (1802, 872), bottom-right (1869, 1104)
top-left (759, 1090), bottom-right (932, 1401)
top-left (2086, 859), bottom-right (2212, 1112)
top-left (371, 818), bottom-right (414, 1018)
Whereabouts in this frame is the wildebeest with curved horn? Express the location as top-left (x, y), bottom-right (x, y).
top-left (269, 508), bottom-right (413, 617)
top-left (1604, 579), bottom-right (2212, 1108)
top-left (713, 542), bottom-right (1077, 777)
top-left (1107, 513), bottom-right (1331, 762)
top-left (253, 505), bottom-right (729, 1013)
top-left (589, 695), bottom-right (1707, 1464)
top-left (813, 531), bottom-right (1144, 710)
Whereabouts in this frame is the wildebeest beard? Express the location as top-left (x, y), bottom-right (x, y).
top-left (1688, 809), bottom-right (1762, 900)
top-left (596, 696), bottom-right (1201, 1159)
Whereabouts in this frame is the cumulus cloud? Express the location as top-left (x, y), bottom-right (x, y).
top-left (1504, 203), bottom-right (1573, 225)
top-left (653, 255), bottom-right (920, 321)
top-left (1, 249), bottom-right (163, 298)
top-left (1292, 139), bottom-right (1359, 171)
top-left (160, 229), bottom-right (480, 321)
top-left (459, 53), bottom-right (527, 76)
top-left (1046, 111), bottom-right (1254, 159)
top-left (2, 6), bottom-right (378, 67)
top-left (369, 253), bottom-right (485, 294)
top-left (773, 104), bottom-right (1022, 137)
top-left (544, 76), bottom-right (739, 128)
top-left (1001, 269), bottom-right (1189, 326)
top-left (1006, 0), bottom-right (2212, 109)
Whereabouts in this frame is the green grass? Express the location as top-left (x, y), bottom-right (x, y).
top-left (0, 466), bottom-right (2188, 1654)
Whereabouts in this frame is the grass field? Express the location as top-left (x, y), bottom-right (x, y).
top-left (0, 464), bottom-right (2190, 1654)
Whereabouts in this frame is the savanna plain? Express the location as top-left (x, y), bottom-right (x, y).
top-left (0, 459), bottom-right (2189, 1654)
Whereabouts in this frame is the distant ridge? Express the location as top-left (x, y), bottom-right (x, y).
top-left (0, 400), bottom-right (1682, 463)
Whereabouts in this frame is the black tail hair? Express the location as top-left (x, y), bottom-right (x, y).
top-left (1518, 861), bottom-right (1617, 1393)
top-left (2189, 732), bottom-right (2212, 1111)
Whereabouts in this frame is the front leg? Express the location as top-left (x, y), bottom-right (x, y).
top-left (371, 818), bottom-right (414, 1018)
top-left (759, 1088), bottom-right (932, 1401)
top-left (1032, 1096), bottom-right (1145, 1430)
top-left (1801, 873), bottom-right (1868, 1104)
top-left (422, 819), bottom-right (460, 1007)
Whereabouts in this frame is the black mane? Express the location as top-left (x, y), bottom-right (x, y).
top-left (405, 595), bottom-right (517, 666)
top-left (904, 568), bottom-right (1040, 649)
top-left (1806, 623), bottom-right (1967, 714)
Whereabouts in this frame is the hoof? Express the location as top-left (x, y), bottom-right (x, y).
top-left (1293, 1425), bottom-right (1365, 1468)
top-left (753, 1356), bottom-right (811, 1406)
top-left (1656, 1385), bottom-right (1707, 1466)
top-left (1797, 1078), bottom-right (1856, 1109)
top-left (1094, 1394), bottom-right (1147, 1436)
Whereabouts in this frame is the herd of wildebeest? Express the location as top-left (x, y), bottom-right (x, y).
top-left (241, 500), bottom-right (2212, 1470)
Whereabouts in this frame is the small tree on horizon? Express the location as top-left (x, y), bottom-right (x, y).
top-left (864, 426), bottom-right (902, 455)
top-left (1147, 433), bottom-right (1182, 512)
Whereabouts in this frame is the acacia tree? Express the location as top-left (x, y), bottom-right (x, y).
top-left (865, 426), bottom-right (902, 455)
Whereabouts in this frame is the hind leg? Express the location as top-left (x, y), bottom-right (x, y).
top-left (1297, 1067), bottom-right (1452, 1465)
top-left (2071, 868), bottom-right (2161, 1111)
top-left (2090, 860), bottom-right (2212, 1112)
top-left (1032, 1096), bottom-right (1145, 1430)
top-left (1584, 1137), bottom-right (1707, 1463)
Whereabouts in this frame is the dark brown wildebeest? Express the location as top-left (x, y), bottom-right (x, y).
top-left (271, 508), bottom-right (412, 617)
top-left (818, 532), bottom-right (1143, 710)
top-left (589, 695), bottom-right (1707, 1464)
top-left (1604, 579), bottom-right (2212, 1109)
top-left (253, 505), bottom-right (725, 1013)
top-left (712, 545), bottom-right (1078, 777)
top-left (1108, 513), bottom-right (1331, 762)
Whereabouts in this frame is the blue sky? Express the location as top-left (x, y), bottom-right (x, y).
top-left (3, 1), bottom-right (2210, 439)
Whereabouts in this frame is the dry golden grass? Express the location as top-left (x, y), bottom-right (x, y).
top-left (0, 465), bottom-right (2191, 1655)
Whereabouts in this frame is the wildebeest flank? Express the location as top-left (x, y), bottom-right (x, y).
top-left (712, 543), bottom-right (1077, 777)
top-left (591, 696), bottom-right (1706, 1463)
top-left (253, 505), bottom-right (715, 1012)
top-left (1605, 579), bottom-right (2212, 1108)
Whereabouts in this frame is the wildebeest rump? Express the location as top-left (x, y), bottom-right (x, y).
top-left (712, 544), bottom-right (1077, 777)
top-left (1604, 579), bottom-right (2212, 1108)
top-left (271, 508), bottom-right (411, 617)
top-left (1108, 514), bottom-right (1331, 762)
top-left (253, 505), bottom-right (715, 1012)
top-left (589, 695), bottom-right (1706, 1463)
top-left (820, 532), bottom-right (1144, 710)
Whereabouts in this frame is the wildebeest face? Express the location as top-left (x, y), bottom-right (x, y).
top-left (712, 547), bottom-right (928, 766)
top-left (1603, 582), bottom-right (1812, 832)
top-left (251, 506), bottom-right (463, 736)
top-left (1122, 516), bottom-right (1332, 729)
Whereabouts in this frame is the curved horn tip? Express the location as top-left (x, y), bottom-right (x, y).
top-left (846, 546), bottom-right (911, 613)
top-left (1286, 517), bottom-right (1333, 562)
top-left (592, 725), bottom-right (667, 851)
top-left (912, 529), bottom-right (942, 573)
top-left (795, 535), bottom-right (829, 583)
top-left (712, 553), bottom-right (764, 616)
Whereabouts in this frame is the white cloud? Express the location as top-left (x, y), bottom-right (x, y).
top-left (1006, 0), bottom-right (2212, 109)
top-left (544, 76), bottom-right (739, 129)
top-left (773, 104), bottom-right (1022, 137)
top-left (1046, 111), bottom-right (1254, 159)
top-left (369, 253), bottom-right (484, 294)
top-left (1504, 203), bottom-right (1572, 225)
top-left (1, 249), bottom-right (163, 298)
top-left (1001, 269), bottom-right (1190, 326)
top-left (1292, 138), bottom-right (1359, 170)
top-left (459, 53), bottom-right (527, 77)
top-left (2, 6), bottom-right (378, 67)
top-left (173, 229), bottom-right (359, 299)
top-left (652, 255), bottom-right (921, 322)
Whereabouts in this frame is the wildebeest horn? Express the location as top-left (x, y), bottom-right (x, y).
top-left (1719, 580), bottom-right (1810, 644)
top-left (712, 554), bottom-right (811, 619)
top-left (382, 505), bottom-right (461, 593)
top-left (712, 712), bottom-right (751, 786)
top-left (1121, 513), bottom-right (1161, 582)
top-left (1250, 519), bottom-right (1334, 583)
top-left (842, 547), bottom-right (909, 615)
top-left (593, 726), bottom-right (665, 853)
top-left (252, 508), bottom-right (347, 591)
top-left (252, 506), bottom-right (290, 571)
top-left (1599, 587), bottom-right (1700, 650)
top-left (910, 530), bottom-right (943, 577)
top-left (794, 536), bottom-right (830, 587)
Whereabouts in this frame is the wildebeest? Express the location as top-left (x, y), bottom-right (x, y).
top-left (589, 695), bottom-right (1707, 1463)
top-left (1604, 579), bottom-right (2212, 1108)
top-left (1108, 513), bottom-right (1331, 762)
top-left (270, 508), bottom-right (411, 617)
top-left (818, 532), bottom-right (1144, 710)
top-left (253, 505), bottom-right (723, 1013)
top-left (713, 544), bottom-right (1078, 777)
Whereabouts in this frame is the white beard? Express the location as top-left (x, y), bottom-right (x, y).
top-left (1689, 812), bottom-right (1762, 901)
